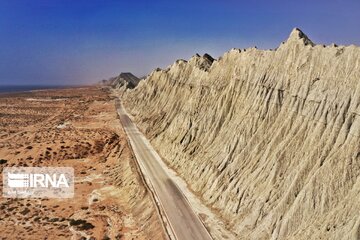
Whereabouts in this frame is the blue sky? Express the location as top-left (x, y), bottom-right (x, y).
top-left (0, 0), bottom-right (359, 85)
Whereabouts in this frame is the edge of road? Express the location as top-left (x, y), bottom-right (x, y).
top-left (115, 98), bottom-right (176, 240)
top-left (116, 98), bottom-right (214, 240)
top-left (135, 128), bottom-right (215, 240)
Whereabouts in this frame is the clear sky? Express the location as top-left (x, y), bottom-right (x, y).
top-left (0, 0), bottom-right (359, 85)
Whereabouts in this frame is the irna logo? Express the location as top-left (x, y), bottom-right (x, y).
top-left (3, 167), bottom-right (74, 198)
top-left (7, 172), bottom-right (69, 188)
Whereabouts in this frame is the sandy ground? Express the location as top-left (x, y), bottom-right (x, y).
top-left (0, 87), bottom-right (164, 240)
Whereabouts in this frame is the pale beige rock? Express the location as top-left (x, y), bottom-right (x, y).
top-left (123, 28), bottom-right (360, 240)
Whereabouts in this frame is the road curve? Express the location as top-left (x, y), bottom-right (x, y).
top-left (116, 99), bottom-right (213, 240)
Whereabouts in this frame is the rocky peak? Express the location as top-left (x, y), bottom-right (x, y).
top-left (107, 72), bottom-right (141, 89)
top-left (189, 53), bottom-right (214, 71)
top-left (203, 53), bottom-right (215, 63)
top-left (283, 28), bottom-right (315, 47)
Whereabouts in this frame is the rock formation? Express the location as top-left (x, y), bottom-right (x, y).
top-left (100, 72), bottom-right (141, 89)
top-left (122, 28), bottom-right (360, 240)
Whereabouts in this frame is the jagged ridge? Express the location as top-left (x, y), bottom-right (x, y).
top-left (123, 28), bottom-right (360, 240)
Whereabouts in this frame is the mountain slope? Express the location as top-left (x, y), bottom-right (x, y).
top-left (122, 28), bottom-right (360, 240)
top-left (112, 72), bottom-right (141, 89)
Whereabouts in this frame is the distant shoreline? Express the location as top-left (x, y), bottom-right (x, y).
top-left (0, 85), bottom-right (88, 95)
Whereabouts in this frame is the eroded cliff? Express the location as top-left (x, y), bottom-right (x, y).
top-left (123, 28), bottom-right (360, 240)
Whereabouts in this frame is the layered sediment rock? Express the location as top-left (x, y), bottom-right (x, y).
top-left (123, 28), bottom-right (360, 240)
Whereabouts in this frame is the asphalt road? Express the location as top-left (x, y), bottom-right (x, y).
top-left (116, 100), bottom-right (212, 240)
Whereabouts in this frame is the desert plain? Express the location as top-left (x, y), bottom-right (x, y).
top-left (0, 87), bottom-right (164, 240)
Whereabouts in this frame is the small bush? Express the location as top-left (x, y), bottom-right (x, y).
top-left (69, 219), bottom-right (95, 230)
top-left (0, 159), bottom-right (7, 164)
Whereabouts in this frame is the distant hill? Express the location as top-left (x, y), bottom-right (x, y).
top-left (98, 72), bottom-right (141, 89)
